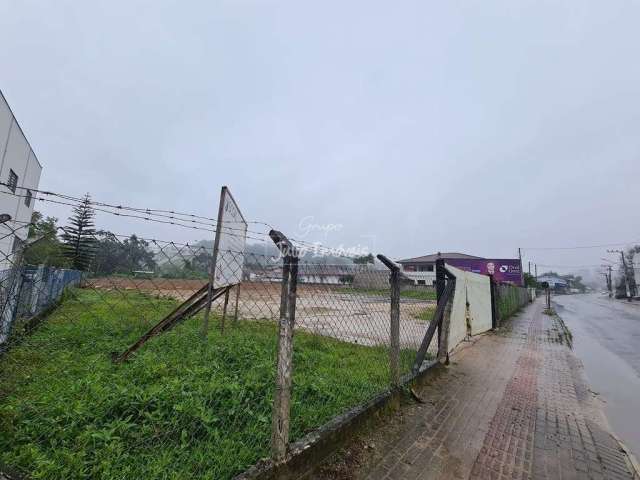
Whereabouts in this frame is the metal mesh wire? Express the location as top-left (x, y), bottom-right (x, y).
top-left (0, 218), bottom-right (439, 479)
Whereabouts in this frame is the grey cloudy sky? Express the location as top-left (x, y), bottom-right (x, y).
top-left (1, 0), bottom-right (639, 278)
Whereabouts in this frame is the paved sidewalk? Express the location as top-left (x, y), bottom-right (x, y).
top-left (315, 298), bottom-right (638, 480)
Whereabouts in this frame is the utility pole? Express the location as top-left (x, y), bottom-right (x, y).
top-left (518, 247), bottom-right (523, 287)
top-left (528, 261), bottom-right (531, 275)
top-left (535, 264), bottom-right (537, 281)
top-left (608, 249), bottom-right (631, 301)
top-left (601, 265), bottom-right (613, 297)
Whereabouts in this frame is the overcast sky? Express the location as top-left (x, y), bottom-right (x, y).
top-left (1, 0), bottom-right (639, 279)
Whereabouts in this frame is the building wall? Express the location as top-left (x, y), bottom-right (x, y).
top-left (299, 274), bottom-right (343, 285)
top-left (402, 270), bottom-right (436, 286)
top-left (0, 92), bottom-right (43, 266)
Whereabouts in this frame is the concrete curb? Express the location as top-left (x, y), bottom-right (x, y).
top-left (233, 361), bottom-right (444, 480)
top-left (612, 435), bottom-right (640, 480)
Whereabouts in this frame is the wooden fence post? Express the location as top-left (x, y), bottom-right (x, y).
top-left (268, 230), bottom-right (299, 463)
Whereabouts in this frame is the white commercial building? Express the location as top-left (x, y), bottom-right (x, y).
top-left (0, 91), bottom-right (43, 266)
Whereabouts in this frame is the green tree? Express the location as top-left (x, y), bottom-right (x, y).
top-left (523, 272), bottom-right (537, 288)
top-left (122, 235), bottom-right (156, 273)
top-left (181, 249), bottom-right (210, 277)
top-left (23, 211), bottom-right (67, 267)
top-left (92, 232), bottom-right (156, 275)
top-left (353, 253), bottom-right (374, 264)
top-left (62, 194), bottom-right (96, 271)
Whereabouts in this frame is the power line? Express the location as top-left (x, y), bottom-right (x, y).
top-left (0, 185), bottom-right (370, 259)
top-left (536, 263), bottom-right (608, 268)
top-left (522, 241), bottom-right (640, 251)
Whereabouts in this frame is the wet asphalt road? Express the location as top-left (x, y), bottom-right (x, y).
top-left (552, 294), bottom-right (640, 459)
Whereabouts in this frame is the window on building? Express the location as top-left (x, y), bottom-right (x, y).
top-left (7, 169), bottom-right (18, 193)
top-left (24, 189), bottom-right (32, 207)
top-left (426, 265), bottom-right (434, 272)
top-left (417, 279), bottom-right (426, 285)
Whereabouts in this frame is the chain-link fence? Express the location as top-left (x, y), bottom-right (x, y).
top-left (0, 214), bottom-right (447, 480)
top-left (495, 282), bottom-right (531, 322)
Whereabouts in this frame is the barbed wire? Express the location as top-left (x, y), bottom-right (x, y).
top-left (0, 182), bottom-right (275, 235)
top-left (0, 182), bottom-right (270, 226)
top-left (0, 185), bottom-right (380, 261)
top-left (0, 189), bottom-right (273, 243)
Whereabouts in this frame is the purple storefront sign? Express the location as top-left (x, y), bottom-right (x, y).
top-left (445, 258), bottom-right (523, 286)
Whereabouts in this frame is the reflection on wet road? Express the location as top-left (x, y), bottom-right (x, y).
top-left (553, 294), bottom-right (640, 459)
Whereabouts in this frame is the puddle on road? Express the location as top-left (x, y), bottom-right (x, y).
top-left (554, 295), bottom-right (640, 460)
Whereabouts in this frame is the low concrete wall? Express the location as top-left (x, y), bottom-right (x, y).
top-left (234, 362), bottom-right (445, 480)
top-left (352, 269), bottom-right (388, 289)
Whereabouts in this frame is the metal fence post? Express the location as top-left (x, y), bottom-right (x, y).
top-left (233, 283), bottom-right (241, 322)
top-left (436, 277), bottom-right (455, 364)
top-left (376, 254), bottom-right (401, 389)
top-left (220, 288), bottom-right (230, 333)
top-left (389, 266), bottom-right (401, 388)
top-left (435, 259), bottom-right (446, 350)
top-left (269, 230), bottom-right (299, 463)
top-left (489, 275), bottom-right (498, 329)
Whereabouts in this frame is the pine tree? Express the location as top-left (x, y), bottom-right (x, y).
top-left (62, 194), bottom-right (96, 271)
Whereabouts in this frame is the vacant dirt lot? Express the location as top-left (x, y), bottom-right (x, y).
top-left (87, 278), bottom-right (436, 351)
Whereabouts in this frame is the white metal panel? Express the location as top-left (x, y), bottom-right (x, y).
top-left (213, 187), bottom-right (247, 288)
top-left (446, 264), bottom-right (469, 353)
top-left (445, 264), bottom-right (492, 353)
top-left (465, 270), bottom-right (492, 335)
top-left (0, 95), bottom-right (12, 156)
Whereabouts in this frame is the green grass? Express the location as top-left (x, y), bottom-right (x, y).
top-left (338, 287), bottom-right (436, 301)
top-left (497, 286), bottom-right (527, 320)
top-left (411, 306), bottom-right (436, 322)
top-left (0, 289), bottom-right (406, 480)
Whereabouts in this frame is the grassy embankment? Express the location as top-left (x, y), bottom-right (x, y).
top-left (0, 289), bottom-right (415, 480)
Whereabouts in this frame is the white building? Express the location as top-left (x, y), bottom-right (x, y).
top-left (398, 252), bottom-right (484, 286)
top-left (0, 90), bottom-right (43, 265)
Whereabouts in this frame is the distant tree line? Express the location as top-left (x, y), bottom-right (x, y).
top-left (24, 196), bottom-right (374, 279)
top-left (24, 196), bottom-right (158, 276)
